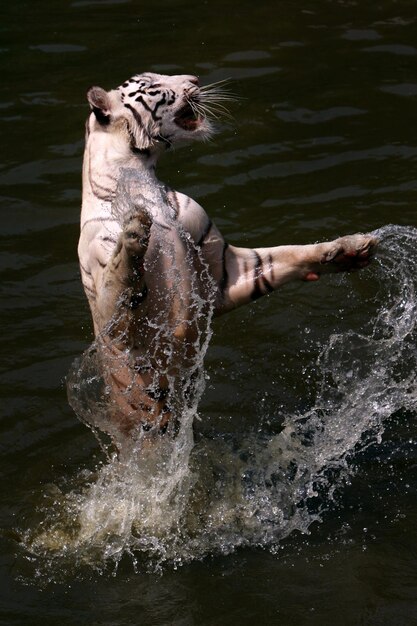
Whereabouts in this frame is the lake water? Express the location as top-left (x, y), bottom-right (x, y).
top-left (1, 1), bottom-right (417, 624)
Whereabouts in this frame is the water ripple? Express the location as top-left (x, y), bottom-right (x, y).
top-left (275, 106), bottom-right (367, 124)
top-left (225, 144), bottom-right (417, 185)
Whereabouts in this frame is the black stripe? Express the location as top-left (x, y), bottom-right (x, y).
top-left (90, 187), bottom-right (113, 202)
top-left (134, 94), bottom-right (153, 114)
top-left (152, 94), bottom-right (167, 120)
top-left (251, 251), bottom-right (273, 301)
top-left (251, 252), bottom-right (264, 301)
top-left (197, 219), bottom-right (213, 247)
top-left (101, 235), bottom-right (117, 244)
top-left (268, 253), bottom-right (275, 282)
top-left (167, 190), bottom-right (180, 216)
top-left (220, 242), bottom-right (229, 292)
top-left (124, 103), bottom-right (154, 144)
top-left (124, 102), bottom-right (144, 126)
top-left (80, 262), bottom-right (92, 276)
top-left (83, 283), bottom-right (97, 299)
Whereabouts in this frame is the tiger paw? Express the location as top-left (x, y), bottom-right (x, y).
top-left (122, 210), bottom-right (153, 257)
top-left (320, 233), bottom-right (378, 272)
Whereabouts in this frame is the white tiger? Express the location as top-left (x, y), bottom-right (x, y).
top-left (78, 71), bottom-right (377, 439)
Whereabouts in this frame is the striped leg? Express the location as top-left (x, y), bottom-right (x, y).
top-left (215, 233), bottom-right (377, 314)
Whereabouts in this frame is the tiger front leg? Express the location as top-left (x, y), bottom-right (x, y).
top-left (95, 209), bottom-right (153, 336)
top-left (216, 232), bottom-right (377, 314)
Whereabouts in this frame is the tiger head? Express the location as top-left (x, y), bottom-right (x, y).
top-left (86, 72), bottom-right (229, 152)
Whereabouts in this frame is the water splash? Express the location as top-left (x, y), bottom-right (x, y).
top-left (68, 167), bottom-right (216, 445)
top-left (22, 224), bottom-right (417, 577)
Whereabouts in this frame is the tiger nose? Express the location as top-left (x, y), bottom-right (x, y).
top-left (184, 75), bottom-right (199, 86)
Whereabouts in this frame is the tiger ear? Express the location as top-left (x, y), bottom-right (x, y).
top-left (87, 86), bottom-right (112, 124)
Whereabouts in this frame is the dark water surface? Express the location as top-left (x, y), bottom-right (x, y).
top-left (2, 0), bottom-right (417, 624)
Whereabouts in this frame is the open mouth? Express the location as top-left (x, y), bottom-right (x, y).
top-left (174, 101), bottom-right (202, 131)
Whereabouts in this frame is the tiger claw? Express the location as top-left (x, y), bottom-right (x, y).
top-left (321, 234), bottom-right (378, 272)
top-left (122, 210), bottom-right (153, 257)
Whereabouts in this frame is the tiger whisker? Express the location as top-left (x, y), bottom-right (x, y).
top-left (199, 89), bottom-right (238, 101)
top-left (200, 85), bottom-right (235, 94)
top-left (199, 100), bottom-right (234, 116)
top-left (205, 106), bottom-right (233, 120)
top-left (201, 95), bottom-right (237, 104)
top-left (200, 78), bottom-right (233, 91)
top-left (199, 80), bottom-right (239, 105)
top-left (187, 94), bottom-right (234, 121)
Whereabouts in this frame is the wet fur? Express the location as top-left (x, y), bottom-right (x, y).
top-left (78, 71), bottom-right (377, 440)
